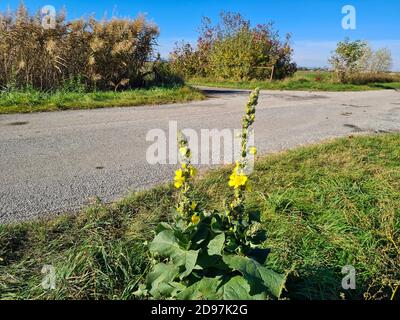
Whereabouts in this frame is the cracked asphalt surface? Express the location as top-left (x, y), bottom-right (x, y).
top-left (1, 88), bottom-right (400, 223)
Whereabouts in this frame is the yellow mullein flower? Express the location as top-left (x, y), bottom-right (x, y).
top-left (191, 214), bottom-right (200, 225)
top-left (174, 169), bottom-right (185, 189)
top-left (249, 146), bottom-right (257, 155)
top-left (228, 172), bottom-right (248, 189)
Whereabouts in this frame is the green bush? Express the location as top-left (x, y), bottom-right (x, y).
top-left (142, 57), bottom-right (184, 87)
top-left (170, 12), bottom-right (297, 81)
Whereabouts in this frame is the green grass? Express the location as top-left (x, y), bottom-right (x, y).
top-left (189, 71), bottom-right (400, 92)
top-left (1, 134), bottom-right (399, 300)
top-left (0, 86), bottom-right (205, 114)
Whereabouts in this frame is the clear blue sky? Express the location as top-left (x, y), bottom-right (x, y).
top-left (1, 0), bottom-right (400, 69)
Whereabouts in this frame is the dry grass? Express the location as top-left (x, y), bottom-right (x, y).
top-left (0, 4), bottom-right (159, 91)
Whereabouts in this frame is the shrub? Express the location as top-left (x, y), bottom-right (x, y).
top-left (329, 38), bottom-right (368, 83)
top-left (0, 4), bottom-right (159, 91)
top-left (345, 72), bottom-right (400, 85)
top-left (135, 89), bottom-right (287, 300)
top-left (330, 39), bottom-right (394, 83)
top-left (170, 12), bottom-right (297, 81)
top-left (142, 56), bottom-right (184, 87)
top-left (359, 47), bottom-right (393, 73)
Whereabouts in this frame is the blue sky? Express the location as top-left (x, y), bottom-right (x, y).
top-left (1, 0), bottom-right (399, 69)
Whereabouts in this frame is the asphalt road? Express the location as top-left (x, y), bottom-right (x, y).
top-left (1, 88), bottom-right (400, 223)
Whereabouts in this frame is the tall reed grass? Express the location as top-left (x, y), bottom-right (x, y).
top-left (0, 4), bottom-right (159, 91)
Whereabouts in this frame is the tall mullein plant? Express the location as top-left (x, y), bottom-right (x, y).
top-left (227, 89), bottom-right (259, 232)
top-left (174, 132), bottom-right (199, 225)
top-left (138, 88), bottom-right (286, 300)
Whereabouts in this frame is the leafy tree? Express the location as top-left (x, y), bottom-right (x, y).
top-left (170, 12), bottom-right (297, 81)
top-left (329, 38), bottom-right (368, 82)
top-left (358, 46), bottom-right (392, 73)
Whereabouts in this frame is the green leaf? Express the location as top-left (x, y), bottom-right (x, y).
top-left (149, 230), bottom-right (199, 278)
top-left (219, 276), bottom-right (253, 300)
top-left (207, 233), bottom-right (225, 256)
top-left (192, 222), bottom-right (209, 245)
top-left (155, 222), bottom-right (173, 233)
top-left (177, 277), bottom-right (222, 300)
top-left (180, 249), bottom-right (199, 279)
top-left (210, 216), bottom-right (224, 233)
top-left (196, 252), bottom-right (229, 271)
top-left (146, 263), bottom-right (180, 298)
top-left (222, 255), bottom-right (286, 298)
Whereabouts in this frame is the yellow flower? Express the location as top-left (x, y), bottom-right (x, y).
top-left (249, 146), bottom-right (257, 155)
top-left (190, 201), bottom-right (197, 211)
top-left (191, 214), bottom-right (200, 225)
top-left (174, 169), bottom-right (185, 189)
top-left (228, 172), bottom-right (248, 189)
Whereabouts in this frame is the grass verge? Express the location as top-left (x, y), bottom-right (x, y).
top-left (0, 86), bottom-right (205, 114)
top-left (1, 133), bottom-right (399, 300)
top-left (189, 71), bottom-right (400, 92)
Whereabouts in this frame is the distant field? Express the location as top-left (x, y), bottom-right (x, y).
top-left (0, 86), bottom-right (205, 115)
top-left (189, 71), bottom-right (400, 91)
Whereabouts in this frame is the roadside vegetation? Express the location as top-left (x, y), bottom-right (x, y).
top-left (1, 133), bottom-right (399, 300)
top-left (169, 12), bottom-right (297, 82)
top-left (171, 15), bottom-right (399, 92)
top-left (0, 86), bottom-right (204, 114)
top-left (189, 70), bottom-right (400, 91)
top-left (0, 5), bottom-right (203, 114)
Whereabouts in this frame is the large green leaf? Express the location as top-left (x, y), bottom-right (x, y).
top-left (146, 263), bottom-right (180, 298)
top-left (218, 276), bottom-right (253, 300)
top-left (207, 233), bottom-right (225, 256)
top-left (192, 222), bottom-right (209, 245)
top-left (222, 255), bottom-right (286, 298)
top-left (149, 230), bottom-right (199, 278)
top-left (196, 252), bottom-right (229, 272)
top-left (177, 277), bottom-right (222, 300)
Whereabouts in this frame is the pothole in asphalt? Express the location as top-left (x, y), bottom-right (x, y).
top-left (7, 121), bottom-right (29, 126)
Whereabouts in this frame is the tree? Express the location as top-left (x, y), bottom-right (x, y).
top-left (358, 46), bottom-right (392, 73)
top-left (370, 48), bottom-right (392, 72)
top-left (170, 12), bottom-right (297, 81)
top-left (329, 38), bottom-right (367, 82)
